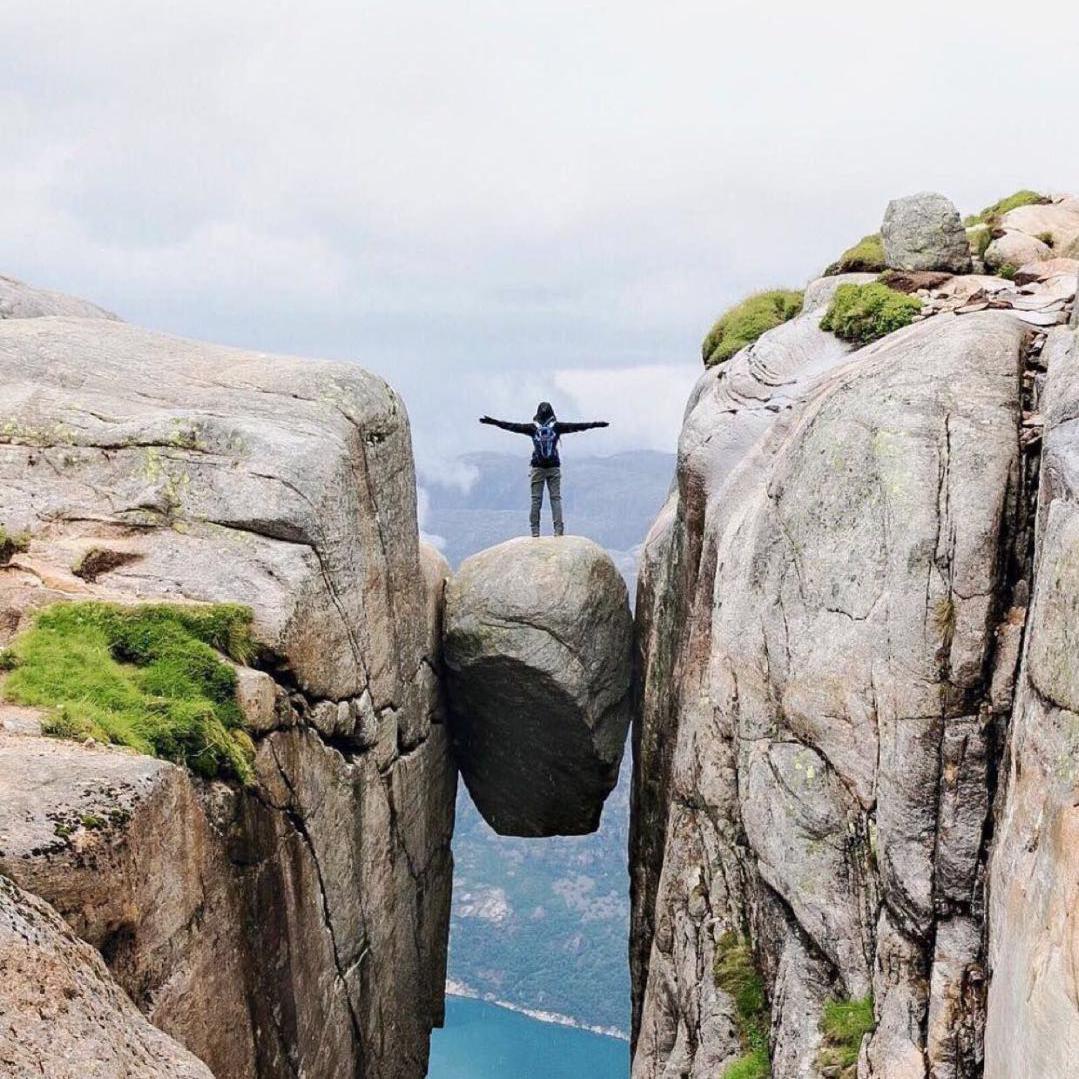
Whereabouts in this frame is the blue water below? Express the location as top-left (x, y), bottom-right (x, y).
top-left (427, 996), bottom-right (630, 1078)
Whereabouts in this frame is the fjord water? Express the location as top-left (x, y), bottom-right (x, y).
top-left (427, 996), bottom-right (629, 1078)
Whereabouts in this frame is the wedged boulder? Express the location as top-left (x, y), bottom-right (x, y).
top-left (882, 192), bottom-right (973, 272)
top-left (443, 536), bottom-right (632, 837)
top-left (0, 875), bottom-right (212, 1079)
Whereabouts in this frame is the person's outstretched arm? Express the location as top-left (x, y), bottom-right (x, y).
top-left (555, 420), bottom-right (610, 433)
top-left (479, 415), bottom-right (535, 435)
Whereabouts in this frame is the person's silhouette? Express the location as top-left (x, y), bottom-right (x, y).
top-left (479, 402), bottom-right (609, 537)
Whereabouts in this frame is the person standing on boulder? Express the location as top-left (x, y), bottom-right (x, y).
top-left (479, 402), bottom-right (609, 537)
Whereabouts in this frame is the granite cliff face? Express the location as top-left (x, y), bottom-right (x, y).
top-left (630, 194), bottom-right (1079, 1077)
top-left (0, 288), bottom-right (455, 1078)
top-left (985, 324), bottom-right (1079, 1079)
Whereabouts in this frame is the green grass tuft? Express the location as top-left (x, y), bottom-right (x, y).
top-left (997, 263), bottom-right (1018, 281)
top-left (1, 601), bottom-right (257, 783)
top-left (820, 282), bottom-right (921, 345)
top-left (702, 290), bottom-right (804, 368)
top-left (824, 233), bottom-right (886, 276)
top-left (964, 189), bottom-right (1049, 227)
top-left (715, 932), bottom-right (771, 1077)
top-left (966, 224), bottom-right (992, 259)
top-left (725, 1048), bottom-right (770, 1079)
top-left (817, 996), bottom-right (875, 1077)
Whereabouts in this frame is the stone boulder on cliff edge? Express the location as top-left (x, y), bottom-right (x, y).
top-left (443, 536), bottom-right (632, 837)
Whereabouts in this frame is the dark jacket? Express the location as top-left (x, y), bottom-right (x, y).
top-left (479, 416), bottom-right (608, 468)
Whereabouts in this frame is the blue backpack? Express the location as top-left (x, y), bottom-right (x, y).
top-left (532, 421), bottom-right (558, 461)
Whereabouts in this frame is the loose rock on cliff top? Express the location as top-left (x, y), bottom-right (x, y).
top-left (882, 191), bottom-right (973, 273)
top-left (443, 536), bottom-right (632, 837)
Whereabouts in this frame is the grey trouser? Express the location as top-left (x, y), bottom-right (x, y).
top-left (530, 466), bottom-right (563, 536)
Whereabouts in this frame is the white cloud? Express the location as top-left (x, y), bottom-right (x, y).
top-left (2, 1), bottom-right (1078, 454)
top-left (415, 486), bottom-right (445, 550)
top-left (418, 459), bottom-right (481, 494)
top-left (553, 365), bottom-right (700, 455)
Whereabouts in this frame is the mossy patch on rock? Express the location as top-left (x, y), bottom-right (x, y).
top-left (820, 282), bottom-right (921, 345)
top-left (817, 996), bottom-right (875, 1077)
top-left (714, 932), bottom-right (771, 1077)
top-left (702, 290), bottom-right (804, 368)
top-left (0, 525), bottom-right (30, 565)
top-left (966, 224), bottom-right (992, 259)
top-left (964, 189), bottom-right (1049, 227)
top-left (824, 234), bottom-right (886, 276)
top-left (1, 601), bottom-right (257, 783)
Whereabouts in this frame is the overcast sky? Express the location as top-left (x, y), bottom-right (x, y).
top-left (3, 1), bottom-right (1078, 468)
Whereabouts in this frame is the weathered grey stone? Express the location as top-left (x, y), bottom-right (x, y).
top-left (986, 325), bottom-right (1079, 1078)
top-left (0, 733), bottom-right (255, 1078)
top-left (1001, 201), bottom-right (1079, 256)
top-left (1013, 256), bottom-right (1079, 285)
top-left (444, 535), bottom-right (632, 836)
top-left (865, 909), bottom-right (928, 1079)
top-left (234, 664), bottom-right (281, 733)
top-left (0, 874), bottom-right (213, 1079)
top-left (768, 920), bottom-right (833, 1079)
top-left (881, 192), bottom-right (973, 272)
top-left (0, 272), bottom-right (120, 321)
top-left (631, 311), bottom-right (1026, 1075)
top-left (984, 230), bottom-right (1051, 272)
top-left (0, 313), bottom-right (422, 705)
top-left (927, 916), bottom-right (985, 1079)
top-left (630, 296), bottom-right (865, 1064)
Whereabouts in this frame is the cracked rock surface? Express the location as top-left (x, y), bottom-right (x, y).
top-left (631, 297), bottom-right (1034, 1077)
top-left (443, 536), bottom-right (633, 836)
top-left (985, 326), bottom-right (1079, 1077)
top-left (0, 281), bottom-right (456, 1079)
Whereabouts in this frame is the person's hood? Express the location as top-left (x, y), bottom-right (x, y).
top-left (534, 401), bottom-right (555, 423)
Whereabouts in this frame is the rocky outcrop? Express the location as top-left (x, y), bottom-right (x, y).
top-left (0, 273), bottom-right (120, 321)
top-left (0, 287), bottom-right (456, 1078)
top-left (443, 536), bottom-right (632, 836)
top-left (0, 874), bottom-right (212, 1079)
top-left (983, 230), bottom-right (1050, 272)
top-left (985, 326), bottom-right (1079, 1077)
top-left (882, 192), bottom-right (973, 273)
top-left (630, 272), bottom-right (1045, 1075)
top-left (0, 716), bottom-right (256, 1076)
